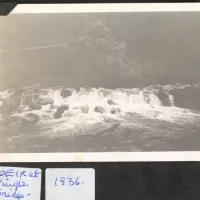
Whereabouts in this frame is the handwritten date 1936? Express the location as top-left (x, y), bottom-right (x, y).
top-left (54, 176), bottom-right (84, 187)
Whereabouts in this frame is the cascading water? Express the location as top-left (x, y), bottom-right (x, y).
top-left (1, 83), bottom-right (200, 127)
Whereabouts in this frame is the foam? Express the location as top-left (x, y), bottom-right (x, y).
top-left (1, 83), bottom-right (200, 137)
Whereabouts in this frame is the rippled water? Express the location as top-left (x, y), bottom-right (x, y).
top-left (1, 83), bottom-right (200, 152)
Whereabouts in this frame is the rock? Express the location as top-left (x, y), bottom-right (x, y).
top-left (10, 116), bottom-right (24, 125)
top-left (110, 107), bottom-right (121, 114)
top-left (125, 112), bottom-right (136, 117)
top-left (38, 98), bottom-right (54, 105)
top-left (107, 99), bottom-right (117, 105)
top-left (53, 111), bottom-right (63, 119)
top-left (171, 88), bottom-right (200, 110)
top-left (13, 88), bottom-right (23, 98)
top-left (24, 113), bottom-right (40, 123)
top-left (81, 105), bottom-right (89, 113)
top-left (2, 98), bottom-right (20, 113)
top-left (53, 104), bottom-right (69, 119)
top-left (29, 103), bottom-right (42, 110)
top-left (94, 106), bottom-right (106, 113)
top-left (60, 89), bottom-right (72, 98)
top-left (157, 91), bottom-right (171, 106)
top-left (50, 104), bottom-right (57, 109)
top-left (57, 104), bottom-right (69, 112)
top-left (22, 95), bottom-right (33, 106)
top-left (99, 88), bottom-right (113, 97)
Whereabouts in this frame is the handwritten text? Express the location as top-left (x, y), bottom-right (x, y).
top-left (0, 167), bottom-right (41, 200)
top-left (54, 176), bottom-right (84, 186)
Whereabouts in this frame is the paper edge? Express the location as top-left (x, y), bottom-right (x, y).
top-left (10, 3), bottom-right (200, 14)
top-left (0, 152), bottom-right (199, 162)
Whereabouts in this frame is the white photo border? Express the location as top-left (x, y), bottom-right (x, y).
top-left (1, 152), bottom-right (200, 162)
top-left (10, 3), bottom-right (200, 14)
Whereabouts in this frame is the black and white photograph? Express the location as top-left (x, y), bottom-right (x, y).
top-left (1, 9), bottom-right (200, 153)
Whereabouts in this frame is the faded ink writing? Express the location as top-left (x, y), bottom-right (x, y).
top-left (54, 176), bottom-right (84, 186)
top-left (0, 168), bottom-right (41, 200)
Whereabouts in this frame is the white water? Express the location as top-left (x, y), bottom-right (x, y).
top-left (1, 84), bottom-right (200, 138)
top-left (0, 83), bottom-right (199, 134)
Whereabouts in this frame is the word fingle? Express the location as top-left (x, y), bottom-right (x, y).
top-left (0, 167), bottom-right (41, 200)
